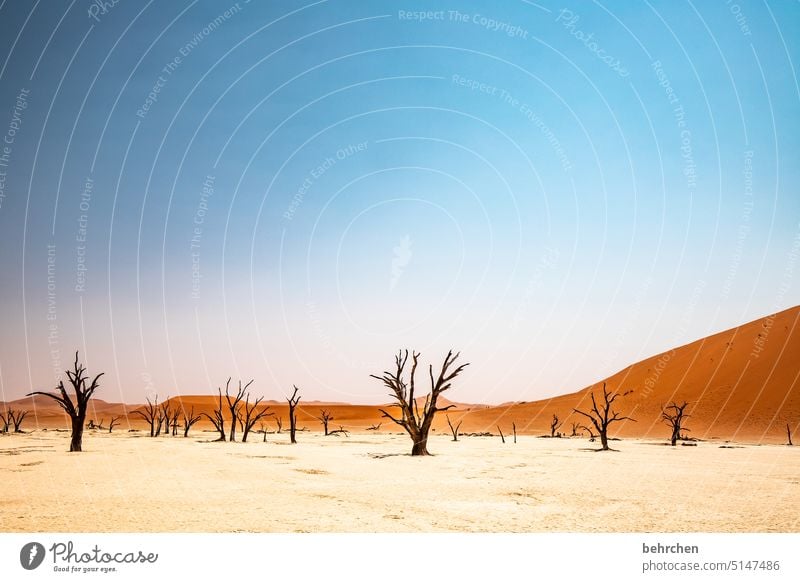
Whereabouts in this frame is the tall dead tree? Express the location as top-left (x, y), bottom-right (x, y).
top-left (156, 401), bottom-right (171, 437)
top-left (108, 416), bottom-right (121, 433)
top-left (287, 385), bottom-right (301, 444)
top-left (661, 401), bottom-right (690, 446)
top-left (201, 389), bottom-right (227, 441)
top-left (224, 378), bottom-right (253, 443)
top-left (240, 396), bottom-right (273, 442)
top-left (550, 413), bottom-right (563, 437)
top-left (317, 409), bottom-right (333, 435)
top-left (573, 383), bottom-right (636, 451)
top-left (446, 415), bottom-right (462, 441)
top-left (371, 349), bottom-right (468, 456)
top-left (8, 409), bottom-right (29, 433)
top-left (170, 409), bottom-right (180, 436)
top-left (182, 406), bottom-right (202, 437)
top-left (132, 397), bottom-right (159, 437)
top-left (27, 351), bottom-right (104, 452)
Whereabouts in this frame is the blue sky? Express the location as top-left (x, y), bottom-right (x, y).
top-left (0, 0), bottom-right (797, 404)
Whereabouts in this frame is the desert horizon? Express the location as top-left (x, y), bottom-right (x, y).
top-left (4, 305), bottom-right (798, 445)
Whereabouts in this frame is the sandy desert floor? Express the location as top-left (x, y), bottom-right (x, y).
top-left (1, 430), bottom-right (798, 532)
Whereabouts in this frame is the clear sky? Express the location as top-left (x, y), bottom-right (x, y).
top-left (0, 0), bottom-right (797, 404)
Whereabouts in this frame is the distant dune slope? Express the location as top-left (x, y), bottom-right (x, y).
top-left (5, 307), bottom-right (798, 443)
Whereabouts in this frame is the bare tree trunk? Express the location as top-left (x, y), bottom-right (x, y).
top-left (411, 437), bottom-right (429, 456)
top-left (70, 416), bottom-right (85, 452)
top-left (498, 426), bottom-right (505, 444)
top-left (287, 386), bottom-right (301, 444)
top-left (599, 430), bottom-right (608, 451)
top-left (512, 422), bottom-right (517, 444)
top-left (788, 423), bottom-right (794, 446)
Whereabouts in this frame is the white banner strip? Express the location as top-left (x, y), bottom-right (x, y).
top-left (1, 533), bottom-right (798, 581)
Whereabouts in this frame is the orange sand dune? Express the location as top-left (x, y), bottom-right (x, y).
top-left (456, 306), bottom-right (800, 443)
top-left (5, 307), bottom-right (798, 443)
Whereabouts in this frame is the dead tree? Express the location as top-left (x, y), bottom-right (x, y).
top-left (366, 422), bottom-right (381, 431)
top-left (550, 413), bottom-right (563, 438)
top-left (0, 410), bottom-right (9, 433)
top-left (182, 406), bottom-right (202, 437)
top-left (329, 425), bottom-right (350, 437)
top-left (573, 383), bottom-right (635, 450)
top-left (274, 416), bottom-right (283, 433)
top-left (201, 389), bottom-right (227, 441)
top-left (570, 422), bottom-right (580, 437)
top-left (8, 409), bottom-right (29, 433)
top-left (240, 396), bottom-right (273, 442)
top-left (156, 401), bottom-right (171, 437)
top-left (132, 397), bottom-right (159, 437)
top-left (661, 401), bottom-right (690, 446)
top-left (27, 351), bottom-right (104, 452)
top-left (170, 409), bottom-right (180, 436)
top-left (371, 349), bottom-right (469, 456)
top-left (580, 424), bottom-right (595, 441)
top-left (108, 416), bottom-right (121, 433)
top-left (317, 409), bottom-right (333, 435)
top-left (446, 415), bottom-right (462, 441)
top-left (787, 423), bottom-right (793, 446)
top-left (286, 385), bottom-right (301, 444)
top-left (498, 425), bottom-right (505, 443)
top-left (512, 422), bottom-right (517, 444)
top-left (224, 378), bottom-right (254, 442)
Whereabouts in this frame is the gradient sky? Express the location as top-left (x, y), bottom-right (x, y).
top-left (0, 0), bottom-right (798, 405)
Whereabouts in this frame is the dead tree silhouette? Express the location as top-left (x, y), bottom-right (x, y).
top-left (498, 425), bottom-right (505, 443)
top-left (788, 423), bottom-right (793, 446)
top-left (132, 397), bottom-right (159, 437)
top-left (512, 422), bottom-right (517, 443)
top-left (661, 401), bottom-right (690, 446)
top-left (8, 409), bottom-right (29, 433)
top-left (366, 423), bottom-right (381, 431)
top-left (550, 413), bottom-right (563, 438)
top-left (329, 425), bottom-right (349, 437)
top-left (371, 349), bottom-right (469, 456)
top-left (0, 410), bottom-right (9, 433)
top-left (108, 416), bottom-right (121, 433)
top-left (570, 422), bottom-right (580, 437)
top-left (225, 378), bottom-right (253, 442)
top-left (287, 385), bottom-right (301, 444)
top-left (170, 409), bottom-right (180, 436)
top-left (240, 396), bottom-right (273, 442)
top-left (446, 415), bottom-right (462, 441)
top-left (573, 383), bottom-right (635, 450)
top-left (156, 401), bottom-right (171, 437)
top-left (27, 351), bottom-right (104, 452)
top-left (201, 389), bottom-right (227, 441)
top-left (182, 406), bottom-right (202, 437)
top-left (274, 416), bottom-right (283, 433)
top-left (317, 409), bottom-right (333, 435)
